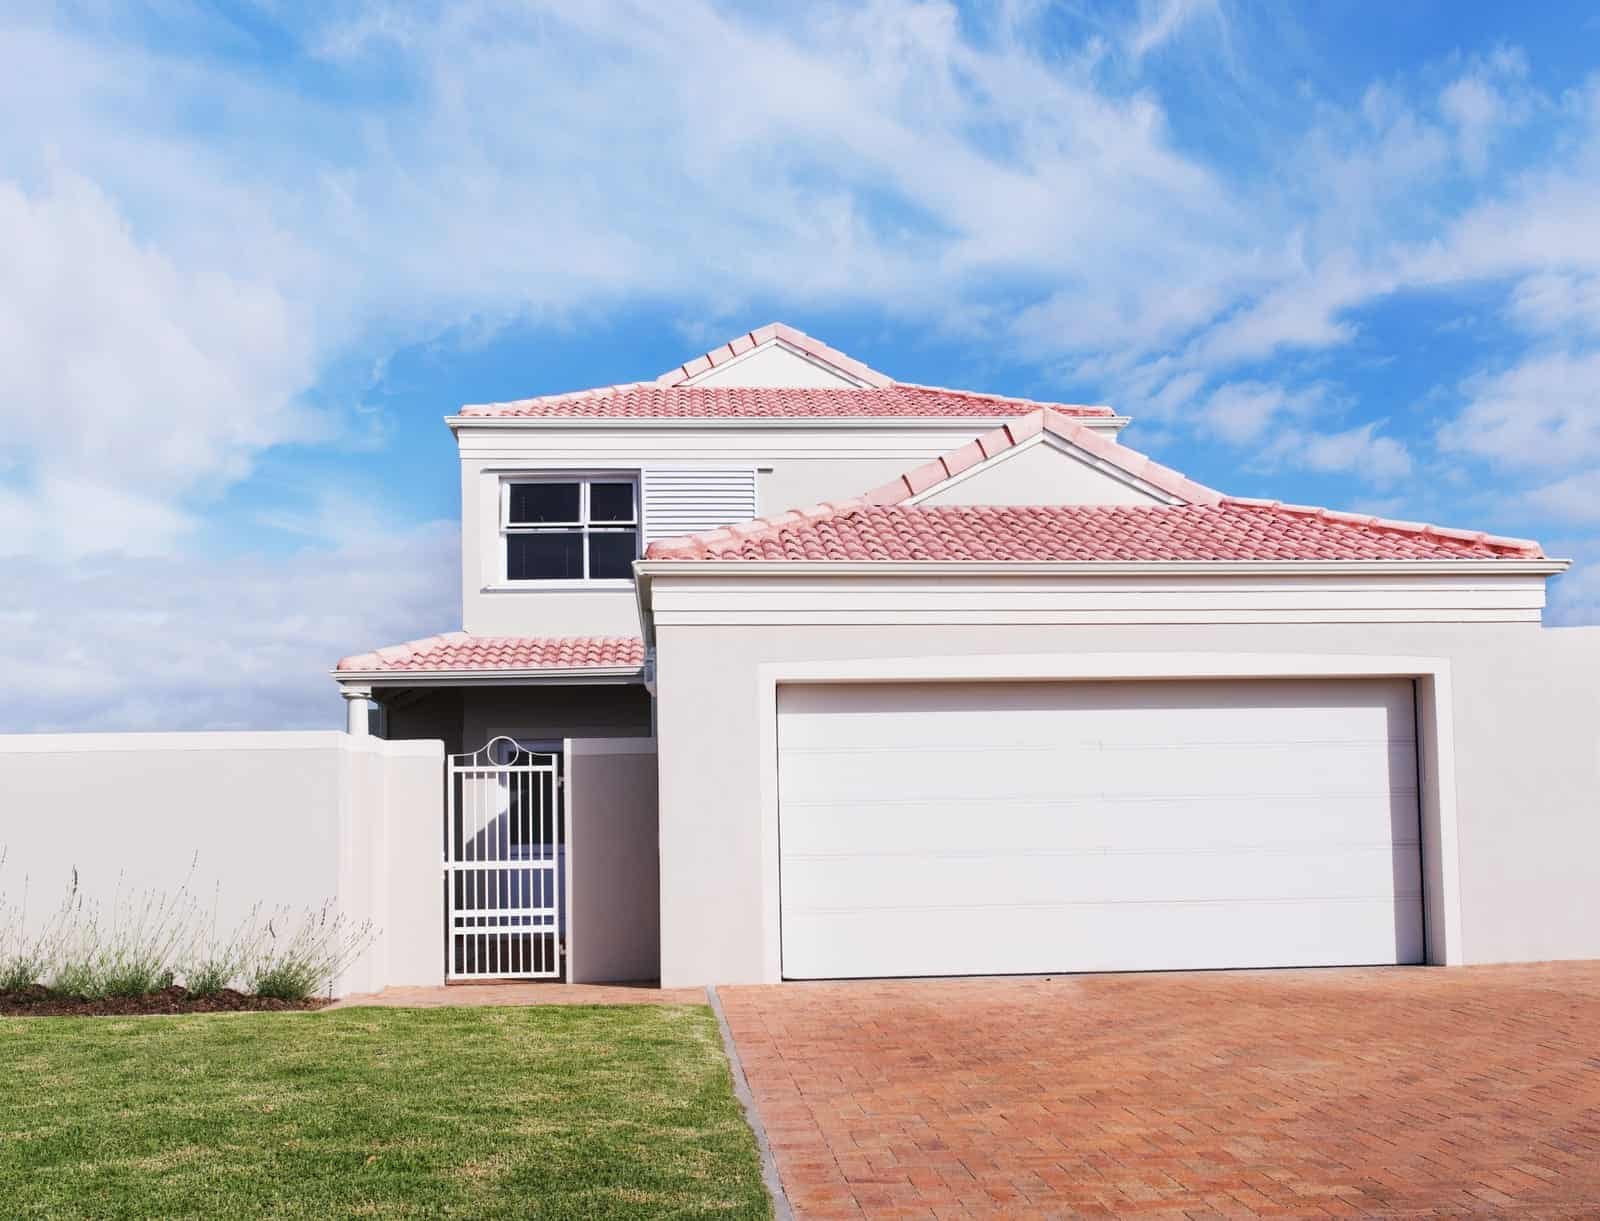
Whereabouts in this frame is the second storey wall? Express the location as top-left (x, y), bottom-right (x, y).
top-left (456, 421), bottom-right (1124, 636)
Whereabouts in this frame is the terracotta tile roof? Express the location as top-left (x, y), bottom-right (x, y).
top-left (858, 408), bottom-right (1222, 508)
top-left (336, 634), bottom-right (645, 675)
top-left (656, 322), bottom-right (894, 387)
top-left (458, 323), bottom-right (1117, 420)
top-left (457, 383), bottom-right (1115, 421)
top-left (645, 501), bottom-right (1544, 563)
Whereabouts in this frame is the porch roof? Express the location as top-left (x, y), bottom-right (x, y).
top-left (334, 633), bottom-right (645, 684)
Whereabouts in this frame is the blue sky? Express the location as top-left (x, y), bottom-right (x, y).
top-left (3, 0), bottom-right (1600, 730)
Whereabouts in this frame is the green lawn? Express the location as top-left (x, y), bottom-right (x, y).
top-left (0, 1005), bottom-right (771, 1219)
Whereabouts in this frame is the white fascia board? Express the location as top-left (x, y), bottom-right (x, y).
top-left (635, 558), bottom-right (1570, 579)
top-left (331, 667), bottom-right (645, 689)
top-left (445, 415), bottom-right (1132, 433)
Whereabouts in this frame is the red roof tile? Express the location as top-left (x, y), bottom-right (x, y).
top-left (336, 634), bottom-right (645, 675)
top-left (645, 501), bottom-right (1544, 563)
top-left (457, 384), bottom-right (1114, 421)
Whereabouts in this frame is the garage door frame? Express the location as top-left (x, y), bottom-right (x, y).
top-left (753, 652), bottom-right (1461, 983)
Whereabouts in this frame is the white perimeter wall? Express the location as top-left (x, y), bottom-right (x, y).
top-left (0, 732), bottom-right (444, 996)
top-left (653, 616), bottom-right (1600, 986)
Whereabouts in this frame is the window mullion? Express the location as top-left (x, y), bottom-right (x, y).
top-left (581, 477), bottom-right (592, 579)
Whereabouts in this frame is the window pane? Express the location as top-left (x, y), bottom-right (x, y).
top-left (590, 481), bottom-right (635, 523)
top-left (508, 531), bottom-right (583, 580)
top-left (509, 483), bottom-right (579, 524)
top-left (588, 530), bottom-right (638, 579)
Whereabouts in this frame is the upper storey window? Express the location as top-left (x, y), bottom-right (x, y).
top-left (503, 476), bottom-right (638, 582)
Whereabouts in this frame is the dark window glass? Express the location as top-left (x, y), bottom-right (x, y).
top-left (589, 482), bottom-right (635, 522)
top-left (588, 530), bottom-right (638, 579)
top-left (509, 483), bottom-right (579, 524)
top-left (507, 531), bottom-right (583, 579)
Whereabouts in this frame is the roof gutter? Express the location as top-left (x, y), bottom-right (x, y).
top-left (634, 557), bottom-right (1570, 579)
top-left (330, 666), bottom-right (645, 689)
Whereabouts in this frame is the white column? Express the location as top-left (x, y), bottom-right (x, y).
top-left (343, 686), bottom-right (373, 737)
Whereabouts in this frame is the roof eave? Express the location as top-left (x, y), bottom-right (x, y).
top-left (635, 558), bottom-right (1569, 578)
top-left (332, 665), bottom-right (646, 688)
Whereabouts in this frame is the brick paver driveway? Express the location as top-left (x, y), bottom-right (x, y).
top-left (719, 963), bottom-right (1600, 1217)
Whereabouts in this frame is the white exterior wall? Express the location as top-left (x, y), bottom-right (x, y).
top-left (0, 732), bottom-right (444, 995)
top-left (650, 587), bottom-right (1600, 986)
top-left (916, 437), bottom-right (1168, 506)
top-left (454, 419), bottom-right (1127, 636)
top-left (687, 343), bottom-right (862, 387)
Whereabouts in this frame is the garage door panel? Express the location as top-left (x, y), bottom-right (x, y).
top-left (778, 678), bottom-right (1425, 979)
top-left (783, 844), bottom-right (1422, 909)
top-left (781, 742), bottom-right (1415, 805)
top-left (778, 793), bottom-right (1422, 857)
top-left (778, 678), bottom-right (1416, 746)
top-left (781, 898), bottom-right (1426, 979)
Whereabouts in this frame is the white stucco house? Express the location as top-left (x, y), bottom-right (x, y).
top-left (323, 322), bottom-right (1599, 990)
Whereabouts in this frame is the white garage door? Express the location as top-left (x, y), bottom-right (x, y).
top-left (778, 678), bottom-right (1424, 979)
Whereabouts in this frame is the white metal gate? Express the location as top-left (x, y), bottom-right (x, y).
top-left (446, 737), bottom-right (563, 980)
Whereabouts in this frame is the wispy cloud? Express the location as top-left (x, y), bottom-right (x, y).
top-left (1128, 0), bottom-right (1222, 61)
top-left (0, 522), bottom-right (459, 732)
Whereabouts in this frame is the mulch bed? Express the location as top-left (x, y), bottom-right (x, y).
top-left (0, 986), bottom-right (332, 1017)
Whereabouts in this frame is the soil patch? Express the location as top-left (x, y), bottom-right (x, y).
top-left (0, 985), bottom-right (331, 1017)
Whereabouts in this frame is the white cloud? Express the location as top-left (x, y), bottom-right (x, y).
top-left (1128, 0), bottom-right (1221, 60)
top-left (1268, 422), bottom-right (1414, 484)
top-left (1520, 470), bottom-right (1600, 524)
top-left (0, 522), bottom-right (458, 732)
top-left (1202, 380), bottom-right (1320, 445)
top-left (1439, 351), bottom-right (1600, 470)
top-left (1507, 272), bottom-right (1600, 336)
top-left (1440, 74), bottom-right (1508, 175)
top-left (0, 174), bottom-right (325, 556)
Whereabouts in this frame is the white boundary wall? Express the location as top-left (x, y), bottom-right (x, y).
top-left (0, 731), bottom-right (444, 996)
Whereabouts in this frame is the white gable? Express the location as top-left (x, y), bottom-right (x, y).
top-left (913, 434), bottom-right (1174, 507)
top-left (684, 340), bottom-right (867, 388)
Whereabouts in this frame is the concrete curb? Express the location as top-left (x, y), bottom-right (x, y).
top-left (707, 986), bottom-right (794, 1221)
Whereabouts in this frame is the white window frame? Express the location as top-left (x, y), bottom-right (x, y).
top-left (501, 473), bottom-right (640, 586)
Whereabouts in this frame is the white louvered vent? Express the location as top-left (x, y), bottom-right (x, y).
top-left (642, 467), bottom-right (759, 545)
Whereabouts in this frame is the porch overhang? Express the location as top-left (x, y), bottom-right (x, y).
top-left (333, 666), bottom-right (645, 690)
top-left (331, 633), bottom-right (647, 691)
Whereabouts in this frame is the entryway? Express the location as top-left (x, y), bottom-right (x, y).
top-left (446, 737), bottom-right (564, 980)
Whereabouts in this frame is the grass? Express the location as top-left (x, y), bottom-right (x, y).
top-left (0, 1004), bottom-right (771, 1220)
